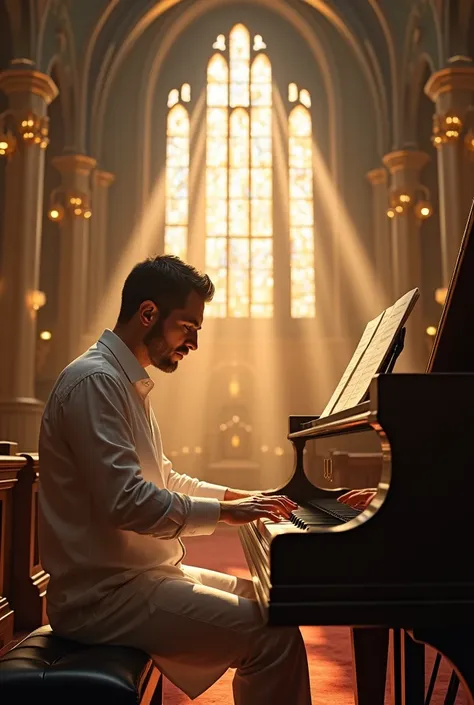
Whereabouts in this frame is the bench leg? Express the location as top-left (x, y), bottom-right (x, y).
top-left (150, 674), bottom-right (163, 705)
top-left (141, 666), bottom-right (163, 705)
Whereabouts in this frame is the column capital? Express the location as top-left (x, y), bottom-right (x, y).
top-left (366, 167), bottom-right (387, 185)
top-left (0, 69), bottom-right (58, 105)
top-left (382, 149), bottom-right (430, 175)
top-left (52, 154), bottom-right (97, 176)
top-left (95, 169), bottom-right (115, 187)
top-left (425, 66), bottom-right (474, 102)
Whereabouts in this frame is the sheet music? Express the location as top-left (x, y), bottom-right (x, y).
top-left (331, 288), bottom-right (419, 414)
top-left (320, 311), bottom-right (385, 417)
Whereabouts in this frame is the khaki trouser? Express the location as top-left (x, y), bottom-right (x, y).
top-left (55, 564), bottom-right (312, 704)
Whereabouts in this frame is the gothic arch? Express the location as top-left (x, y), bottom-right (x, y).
top-left (90, 0), bottom-right (388, 170)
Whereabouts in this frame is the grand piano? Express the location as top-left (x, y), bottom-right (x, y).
top-left (240, 199), bottom-right (474, 704)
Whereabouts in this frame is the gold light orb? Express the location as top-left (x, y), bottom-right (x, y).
top-left (40, 330), bottom-right (52, 341)
top-left (426, 326), bottom-right (437, 337)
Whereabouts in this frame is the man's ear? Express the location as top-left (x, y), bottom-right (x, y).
top-left (139, 301), bottom-right (158, 324)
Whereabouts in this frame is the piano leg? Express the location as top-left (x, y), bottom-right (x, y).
top-left (351, 627), bottom-right (389, 705)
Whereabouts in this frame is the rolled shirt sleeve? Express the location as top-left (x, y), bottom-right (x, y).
top-left (61, 372), bottom-right (221, 538)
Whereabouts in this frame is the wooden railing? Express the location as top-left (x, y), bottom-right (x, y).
top-left (0, 452), bottom-right (25, 648)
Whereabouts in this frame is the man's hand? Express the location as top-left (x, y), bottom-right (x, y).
top-left (219, 495), bottom-right (297, 526)
top-left (337, 488), bottom-right (377, 510)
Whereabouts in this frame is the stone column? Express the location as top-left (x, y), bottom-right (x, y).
top-left (382, 149), bottom-right (430, 371)
top-left (0, 65), bottom-right (58, 450)
top-left (366, 167), bottom-right (392, 307)
top-left (84, 169), bottom-right (115, 344)
top-left (51, 154), bottom-right (96, 372)
top-left (425, 65), bottom-right (474, 288)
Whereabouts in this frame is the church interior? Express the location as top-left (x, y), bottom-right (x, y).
top-left (1, 1), bottom-right (474, 703)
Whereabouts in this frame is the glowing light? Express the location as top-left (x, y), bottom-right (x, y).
top-left (167, 89), bottom-right (179, 108)
top-left (426, 326), bottom-right (437, 337)
top-left (194, 446), bottom-right (202, 454)
top-left (289, 104), bottom-right (315, 318)
top-left (261, 445), bottom-right (269, 453)
top-left (220, 423), bottom-right (227, 431)
top-left (387, 208), bottom-right (395, 218)
top-left (181, 83), bottom-right (191, 102)
top-left (299, 89), bottom-right (311, 108)
top-left (182, 446), bottom-right (190, 454)
top-left (0, 141), bottom-right (8, 149)
top-left (84, 209), bottom-right (92, 219)
top-left (27, 289), bottom-right (46, 312)
top-left (212, 34), bottom-right (226, 51)
top-left (229, 379), bottom-right (240, 397)
top-left (165, 103), bottom-right (189, 260)
top-left (274, 446), bottom-right (284, 456)
top-left (49, 209), bottom-right (59, 219)
top-left (253, 34), bottom-right (266, 51)
top-left (288, 83), bottom-right (298, 102)
top-left (232, 415), bottom-right (240, 423)
top-left (435, 287), bottom-right (447, 306)
top-left (231, 435), bottom-right (240, 448)
top-left (399, 193), bottom-right (411, 203)
top-left (40, 330), bottom-right (52, 341)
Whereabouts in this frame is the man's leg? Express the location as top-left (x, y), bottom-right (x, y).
top-left (182, 565), bottom-right (312, 705)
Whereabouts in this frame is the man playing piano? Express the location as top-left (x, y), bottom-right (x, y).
top-left (38, 255), bottom-right (312, 705)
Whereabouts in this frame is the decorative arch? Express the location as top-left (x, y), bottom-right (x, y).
top-left (90, 0), bottom-right (388, 175)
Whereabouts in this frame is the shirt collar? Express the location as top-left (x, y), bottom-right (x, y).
top-left (98, 329), bottom-right (154, 398)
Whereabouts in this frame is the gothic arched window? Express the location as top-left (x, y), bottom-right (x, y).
top-left (164, 24), bottom-right (315, 318)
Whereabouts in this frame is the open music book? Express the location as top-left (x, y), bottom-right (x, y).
top-left (320, 288), bottom-right (420, 417)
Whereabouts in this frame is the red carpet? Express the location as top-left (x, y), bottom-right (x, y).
top-left (164, 525), bottom-right (469, 704)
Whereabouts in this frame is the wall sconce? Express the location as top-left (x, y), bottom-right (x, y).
top-left (47, 187), bottom-right (92, 222)
top-left (0, 109), bottom-right (49, 157)
top-left (386, 186), bottom-right (433, 220)
top-left (432, 112), bottom-right (463, 146)
top-left (26, 289), bottom-right (46, 312)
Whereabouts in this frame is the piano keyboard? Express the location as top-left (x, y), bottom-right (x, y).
top-left (290, 497), bottom-right (361, 531)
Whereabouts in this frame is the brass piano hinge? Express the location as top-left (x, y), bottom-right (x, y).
top-left (323, 457), bottom-right (333, 482)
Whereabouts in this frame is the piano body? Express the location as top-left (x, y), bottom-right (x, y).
top-left (240, 199), bottom-right (474, 703)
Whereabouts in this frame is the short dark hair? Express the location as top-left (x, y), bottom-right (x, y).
top-left (117, 255), bottom-right (215, 323)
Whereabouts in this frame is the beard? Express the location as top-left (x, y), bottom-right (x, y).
top-left (143, 316), bottom-right (186, 373)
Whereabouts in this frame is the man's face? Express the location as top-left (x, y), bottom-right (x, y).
top-left (144, 290), bottom-right (204, 373)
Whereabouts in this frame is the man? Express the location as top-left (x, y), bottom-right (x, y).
top-left (39, 255), bottom-right (312, 705)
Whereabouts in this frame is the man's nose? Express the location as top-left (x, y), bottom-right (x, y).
top-left (186, 332), bottom-right (198, 351)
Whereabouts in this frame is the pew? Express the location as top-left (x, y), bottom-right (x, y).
top-left (0, 452), bottom-right (25, 649)
top-left (11, 451), bottom-right (49, 630)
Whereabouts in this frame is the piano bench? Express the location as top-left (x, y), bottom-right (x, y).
top-left (0, 625), bottom-right (163, 705)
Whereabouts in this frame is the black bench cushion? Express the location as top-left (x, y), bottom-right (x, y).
top-left (0, 625), bottom-right (154, 704)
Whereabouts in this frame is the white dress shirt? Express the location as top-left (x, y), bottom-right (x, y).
top-left (38, 329), bottom-right (227, 627)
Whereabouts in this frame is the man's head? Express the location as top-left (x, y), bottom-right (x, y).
top-left (115, 255), bottom-right (214, 373)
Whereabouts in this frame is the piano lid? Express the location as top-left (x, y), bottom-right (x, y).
top-left (427, 198), bottom-right (474, 374)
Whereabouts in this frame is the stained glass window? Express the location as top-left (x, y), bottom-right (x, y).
top-left (289, 103), bottom-right (315, 318)
top-left (206, 24), bottom-right (273, 318)
top-left (164, 27), bottom-right (316, 319)
top-left (165, 102), bottom-right (189, 260)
